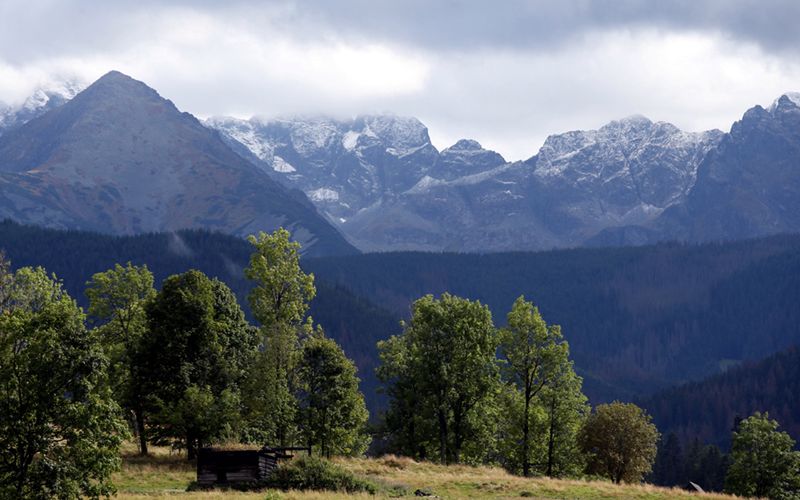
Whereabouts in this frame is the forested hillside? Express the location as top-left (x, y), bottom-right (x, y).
top-left (4, 218), bottom-right (800, 444)
top-left (642, 345), bottom-right (800, 447)
top-left (0, 220), bottom-right (396, 410)
top-left (305, 237), bottom-right (800, 403)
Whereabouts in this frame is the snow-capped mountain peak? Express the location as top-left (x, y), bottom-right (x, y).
top-left (768, 92), bottom-right (800, 113)
top-left (0, 79), bottom-right (83, 136)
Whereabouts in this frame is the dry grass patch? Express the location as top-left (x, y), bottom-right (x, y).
top-left (113, 447), bottom-right (740, 499)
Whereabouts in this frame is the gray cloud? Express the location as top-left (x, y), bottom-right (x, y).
top-left (193, 0), bottom-right (800, 54)
top-left (1, 0), bottom-right (799, 160)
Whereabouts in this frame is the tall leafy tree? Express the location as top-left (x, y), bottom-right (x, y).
top-left (378, 293), bottom-right (499, 464)
top-left (243, 228), bottom-right (316, 446)
top-left (138, 270), bottom-right (256, 459)
top-left (85, 262), bottom-right (156, 455)
top-left (579, 402), bottom-right (659, 483)
top-left (297, 330), bottom-right (370, 457)
top-left (724, 412), bottom-right (800, 499)
top-left (499, 296), bottom-right (570, 476)
top-left (0, 266), bottom-right (126, 498)
top-left (537, 366), bottom-right (588, 478)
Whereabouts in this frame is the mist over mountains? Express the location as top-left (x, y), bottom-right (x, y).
top-left (2, 71), bottom-right (800, 255)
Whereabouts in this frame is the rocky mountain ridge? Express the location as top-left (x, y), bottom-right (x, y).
top-left (3, 73), bottom-right (799, 252)
top-left (0, 71), bottom-right (356, 257)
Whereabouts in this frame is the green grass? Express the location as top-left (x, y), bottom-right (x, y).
top-left (114, 446), bottom-right (739, 499)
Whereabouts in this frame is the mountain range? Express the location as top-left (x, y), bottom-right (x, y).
top-left (0, 71), bottom-right (355, 257)
top-left (2, 71), bottom-right (800, 254)
top-left (209, 92), bottom-right (800, 252)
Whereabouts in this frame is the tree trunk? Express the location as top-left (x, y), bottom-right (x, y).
top-left (438, 408), bottom-right (448, 464)
top-left (522, 384), bottom-right (532, 477)
top-left (134, 407), bottom-right (148, 455)
top-left (546, 395), bottom-right (556, 477)
top-left (187, 431), bottom-right (197, 461)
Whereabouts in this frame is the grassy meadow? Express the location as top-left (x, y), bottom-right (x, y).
top-left (114, 445), bottom-right (740, 499)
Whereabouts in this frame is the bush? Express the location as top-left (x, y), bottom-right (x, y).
top-left (265, 456), bottom-right (377, 494)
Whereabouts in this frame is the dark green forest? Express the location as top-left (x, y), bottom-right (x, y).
top-left (642, 345), bottom-right (800, 448)
top-left (304, 239), bottom-right (800, 404)
top-left (2, 219), bottom-right (800, 448)
top-left (0, 220), bottom-right (397, 411)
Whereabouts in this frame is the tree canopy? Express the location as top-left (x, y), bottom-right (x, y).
top-left (724, 412), bottom-right (800, 499)
top-left (0, 265), bottom-right (126, 498)
top-left (579, 402), bottom-right (659, 484)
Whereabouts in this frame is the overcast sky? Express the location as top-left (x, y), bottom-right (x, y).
top-left (1, 0), bottom-right (799, 160)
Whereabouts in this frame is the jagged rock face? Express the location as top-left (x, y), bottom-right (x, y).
top-left (0, 82), bottom-right (82, 137)
top-left (654, 93), bottom-right (800, 242)
top-left (212, 111), bottom-right (723, 251)
top-left (342, 162), bottom-right (563, 252)
top-left (206, 114), bottom-right (440, 222)
top-left (341, 118), bottom-right (721, 251)
top-left (528, 116), bottom-right (723, 244)
top-left (0, 71), bottom-right (356, 257)
top-left (430, 139), bottom-right (506, 180)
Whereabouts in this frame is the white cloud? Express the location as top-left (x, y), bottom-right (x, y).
top-left (1, 2), bottom-right (799, 160)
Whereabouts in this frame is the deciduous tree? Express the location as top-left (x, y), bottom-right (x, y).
top-left (85, 262), bottom-right (156, 454)
top-left (138, 270), bottom-right (256, 458)
top-left (724, 412), bottom-right (800, 499)
top-left (243, 229), bottom-right (316, 446)
top-left (579, 402), bottom-right (659, 483)
top-left (297, 330), bottom-right (370, 457)
top-left (0, 266), bottom-right (126, 498)
top-left (499, 296), bottom-right (570, 476)
top-left (378, 293), bottom-right (499, 464)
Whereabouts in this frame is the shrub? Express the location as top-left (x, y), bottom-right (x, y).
top-left (265, 456), bottom-right (377, 494)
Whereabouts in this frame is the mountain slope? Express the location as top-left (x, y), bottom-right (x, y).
top-left (0, 71), bottom-right (356, 256)
top-left (4, 218), bottom-right (800, 417)
top-left (642, 345), bottom-right (800, 447)
top-left (660, 93), bottom-right (800, 241)
top-left (594, 93), bottom-right (800, 246)
top-left (340, 117), bottom-right (721, 251)
top-left (528, 116), bottom-right (723, 245)
top-left (305, 235), bottom-right (800, 402)
top-left (206, 114), bottom-right (441, 224)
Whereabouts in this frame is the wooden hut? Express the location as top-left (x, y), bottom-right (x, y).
top-left (196, 446), bottom-right (309, 486)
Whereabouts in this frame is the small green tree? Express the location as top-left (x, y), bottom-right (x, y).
top-left (579, 402), bottom-right (659, 483)
top-left (724, 412), bottom-right (800, 499)
top-left (378, 293), bottom-right (500, 464)
top-left (297, 330), bottom-right (370, 457)
top-left (0, 266), bottom-right (127, 498)
top-left (138, 270), bottom-right (256, 458)
top-left (499, 296), bottom-right (570, 476)
top-left (85, 262), bottom-right (156, 455)
top-left (243, 229), bottom-right (316, 446)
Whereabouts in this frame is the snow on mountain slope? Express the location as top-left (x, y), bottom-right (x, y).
top-left (207, 114), bottom-right (440, 222)
top-left (0, 80), bottom-right (82, 136)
